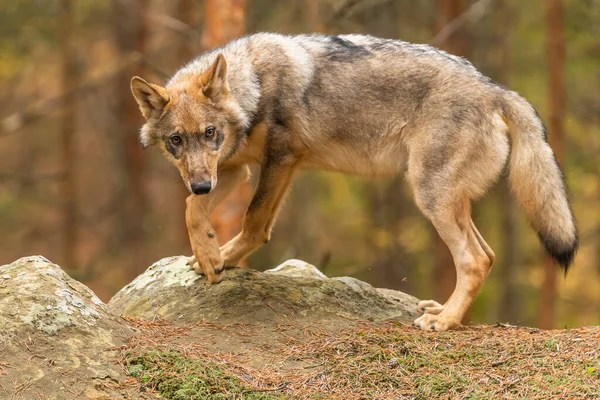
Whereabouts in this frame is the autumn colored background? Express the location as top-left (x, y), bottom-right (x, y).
top-left (0, 0), bottom-right (598, 330)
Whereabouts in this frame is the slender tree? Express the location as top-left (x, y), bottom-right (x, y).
top-left (368, 178), bottom-right (413, 292)
top-left (58, 0), bottom-right (77, 272)
top-left (597, 9), bottom-right (600, 279)
top-left (539, 0), bottom-right (566, 329)
top-left (362, 2), bottom-right (413, 292)
top-left (496, 0), bottom-right (521, 324)
top-left (203, 0), bottom-right (247, 50)
top-left (203, 0), bottom-right (251, 249)
top-left (113, 0), bottom-right (149, 277)
top-left (305, 0), bottom-right (321, 30)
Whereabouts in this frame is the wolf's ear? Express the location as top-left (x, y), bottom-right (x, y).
top-left (130, 77), bottom-right (169, 120)
top-left (199, 54), bottom-right (229, 100)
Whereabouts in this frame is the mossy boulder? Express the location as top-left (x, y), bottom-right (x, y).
top-left (0, 256), bottom-right (158, 399)
top-left (107, 256), bottom-right (420, 325)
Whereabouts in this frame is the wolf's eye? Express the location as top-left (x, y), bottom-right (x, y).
top-left (205, 126), bottom-right (216, 139)
top-left (170, 135), bottom-right (182, 145)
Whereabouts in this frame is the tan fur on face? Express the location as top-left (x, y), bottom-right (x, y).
top-left (131, 77), bottom-right (170, 120)
top-left (154, 97), bottom-right (223, 192)
top-left (132, 55), bottom-right (249, 193)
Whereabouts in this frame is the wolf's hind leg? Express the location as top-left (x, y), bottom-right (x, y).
top-left (406, 116), bottom-right (507, 330)
top-left (471, 220), bottom-right (495, 267)
top-left (411, 197), bottom-right (493, 331)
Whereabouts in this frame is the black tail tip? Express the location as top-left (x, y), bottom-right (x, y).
top-left (538, 232), bottom-right (578, 275)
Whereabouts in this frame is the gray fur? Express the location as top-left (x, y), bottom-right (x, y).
top-left (132, 33), bottom-right (577, 331)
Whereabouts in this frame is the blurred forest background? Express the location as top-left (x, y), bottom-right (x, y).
top-left (0, 0), bottom-right (598, 330)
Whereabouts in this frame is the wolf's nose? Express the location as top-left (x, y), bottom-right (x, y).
top-left (190, 181), bottom-right (212, 195)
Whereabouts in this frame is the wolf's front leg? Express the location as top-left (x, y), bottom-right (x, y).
top-left (186, 195), bottom-right (224, 283)
top-left (186, 167), bottom-right (249, 283)
top-left (221, 158), bottom-right (298, 266)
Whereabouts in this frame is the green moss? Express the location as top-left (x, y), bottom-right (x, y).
top-left (127, 363), bottom-right (145, 378)
top-left (125, 350), bottom-right (285, 400)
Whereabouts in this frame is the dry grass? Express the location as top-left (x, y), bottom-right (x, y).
top-left (118, 318), bottom-right (600, 399)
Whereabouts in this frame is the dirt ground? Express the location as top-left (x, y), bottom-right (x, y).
top-left (118, 317), bottom-right (600, 399)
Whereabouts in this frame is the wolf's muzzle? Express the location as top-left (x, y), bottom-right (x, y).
top-left (190, 181), bottom-right (212, 195)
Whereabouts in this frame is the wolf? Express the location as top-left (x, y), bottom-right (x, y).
top-left (130, 33), bottom-right (577, 331)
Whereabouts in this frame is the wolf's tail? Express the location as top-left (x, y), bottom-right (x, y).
top-left (501, 90), bottom-right (577, 273)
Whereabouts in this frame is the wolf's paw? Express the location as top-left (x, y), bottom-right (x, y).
top-left (412, 312), bottom-right (459, 332)
top-left (186, 255), bottom-right (196, 266)
top-left (220, 236), bottom-right (254, 267)
top-left (188, 253), bottom-right (224, 284)
top-left (417, 300), bottom-right (445, 315)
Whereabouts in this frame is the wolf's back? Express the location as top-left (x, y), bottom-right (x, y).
top-left (502, 91), bottom-right (577, 271)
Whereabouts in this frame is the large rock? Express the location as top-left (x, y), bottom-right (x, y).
top-left (0, 256), bottom-right (157, 400)
top-left (108, 256), bottom-right (420, 324)
top-left (0, 255), bottom-right (420, 398)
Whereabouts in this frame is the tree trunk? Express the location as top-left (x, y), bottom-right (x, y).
top-left (203, 0), bottom-right (251, 253)
top-left (305, 0), bottom-right (321, 30)
top-left (113, 0), bottom-right (149, 278)
top-left (433, 0), bottom-right (470, 306)
top-left (437, 0), bottom-right (469, 57)
top-left (202, 0), bottom-right (247, 50)
top-left (539, 0), bottom-right (565, 330)
top-left (58, 0), bottom-right (77, 272)
top-left (597, 23), bottom-right (600, 280)
top-left (177, 0), bottom-right (195, 61)
top-left (496, 0), bottom-right (520, 324)
top-left (368, 178), bottom-right (413, 293)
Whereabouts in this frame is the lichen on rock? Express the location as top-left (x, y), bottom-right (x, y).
top-left (120, 256), bottom-right (203, 295)
top-left (108, 256), bottom-right (420, 325)
top-left (0, 256), bottom-right (150, 399)
top-left (1, 256), bottom-right (106, 336)
top-left (265, 258), bottom-right (328, 279)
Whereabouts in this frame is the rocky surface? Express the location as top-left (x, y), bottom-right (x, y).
top-left (264, 258), bottom-right (329, 279)
top-left (2, 255), bottom-right (596, 400)
top-left (107, 256), bottom-right (420, 325)
top-left (0, 255), bottom-right (420, 399)
top-left (0, 256), bottom-right (158, 400)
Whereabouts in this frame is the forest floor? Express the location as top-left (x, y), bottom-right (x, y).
top-left (117, 317), bottom-right (600, 399)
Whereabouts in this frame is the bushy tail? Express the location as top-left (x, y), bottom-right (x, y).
top-left (502, 91), bottom-right (578, 273)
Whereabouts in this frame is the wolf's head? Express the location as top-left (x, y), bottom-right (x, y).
top-left (130, 54), bottom-right (246, 195)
